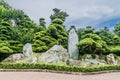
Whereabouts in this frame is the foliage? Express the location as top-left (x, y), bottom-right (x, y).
top-left (47, 19), bottom-right (68, 48)
top-left (39, 18), bottom-right (46, 28)
top-left (114, 23), bottom-right (120, 37)
top-left (0, 0), bottom-right (36, 60)
top-left (1, 0), bottom-right (120, 59)
top-left (97, 27), bottom-right (120, 45)
top-left (52, 18), bottom-right (63, 24)
top-left (1, 63), bottom-right (120, 73)
top-left (0, 40), bottom-right (13, 61)
top-left (77, 33), bottom-right (108, 55)
top-left (8, 40), bottom-right (23, 53)
top-left (77, 26), bottom-right (95, 40)
top-left (108, 46), bottom-right (120, 55)
top-left (50, 8), bottom-right (69, 22)
top-left (33, 31), bottom-right (57, 52)
top-left (0, 40), bottom-right (13, 54)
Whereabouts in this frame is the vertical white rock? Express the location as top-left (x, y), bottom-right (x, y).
top-left (23, 43), bottom-right (33, 57)
top-left (68, 28), bottom-right (79, 59)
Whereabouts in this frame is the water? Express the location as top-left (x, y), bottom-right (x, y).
top-left (68, 28), bottom-right (79, 59)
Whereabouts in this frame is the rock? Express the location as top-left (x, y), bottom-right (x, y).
top-left (39, 45), bottom-right (69, 63)
top-left (66, 59), bottom-right (81, 66)
top-left (3, 53), bottom-right (25, 62)
top-left (27, 56), bottom-right (37, 63)
top-left (68, 28), bottom-right (79, 59)
top-left (80, 62), bottom-right (91, 67)
top-left (23, 43), bottom-right (32, 57)
top-left (10, 19), bottom-right (16, 26)
top-left (82, 54), bottom-right (93, 60)
top-left (73, 59), bottom-right (106, 67)
top-left (106, 54), bottom-right (117, 64)
top-left (85, 59), bottom-right (100, 65)
top-left (116, 57), bottom-right (120, 64)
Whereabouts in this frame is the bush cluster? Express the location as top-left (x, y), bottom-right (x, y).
top-left (0, 63), bottom-right (120, 72)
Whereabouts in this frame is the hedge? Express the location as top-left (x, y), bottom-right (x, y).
top-left (0, 63), bottom-right (120, 72)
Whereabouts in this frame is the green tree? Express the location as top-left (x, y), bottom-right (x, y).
top-left (47, 18), bottom-right (68, 48)
top-left (97, 27), bottom-right (120, 45)
top-left (114, 23), bottom-right (120, 37)
top-left (77, 33), bottom-right (108, 55)
top-left (50, 8), bottom-right (69, 22)
top-left (0, 40), bottom-right (13, 61)
top-left (39, 18), bottom-right (46, 28)
top-left (77, 26), bottom-right (95, 41)
top-left (32, 31), bottom-right (57, 52)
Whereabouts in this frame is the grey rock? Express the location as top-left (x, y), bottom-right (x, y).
top-left (66, 59), bottom-right (81, 66)
top-left (10, 19), bottom-right (16, 26)
top-left (106, 54), bottom-right (117, 64)
top-left (116, 57), bottom-right (120, 64)
top-left (23, 43), bottom-right (32, 57)
top-left (68, 28), bottom-right (79, 60)
top-left (85, 59), bottom-right (100, 65)
top-left (84, 59), bottom-right (106, 66)
top-left (27, 56), bottom-right (37, 63)
top-left (39, 45), bottom-right (69, 63)
top-left (3, 53), bottom-right (25, 62)
top-left (80, 62), bottom-right (91, 67)
top-left (67, 59), bottom-right (106, 67)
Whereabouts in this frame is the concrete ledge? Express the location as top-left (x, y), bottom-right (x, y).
top-left (0, 69), bottom-right (120, 75)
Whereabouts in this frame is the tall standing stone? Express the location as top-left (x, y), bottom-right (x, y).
top-left (23, 43), bottom-right (33, 57)
top-left (68, 28), bottom-right (79, 59)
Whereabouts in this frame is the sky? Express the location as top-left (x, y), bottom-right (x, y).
top-left (5, 0), bottom-right (120, 29)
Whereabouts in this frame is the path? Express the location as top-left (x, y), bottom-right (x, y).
top-left (0, 72), bottom-right (119, 80)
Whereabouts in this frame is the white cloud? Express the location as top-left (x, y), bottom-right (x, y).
top-left (5, 0), bottom-right (120, 29)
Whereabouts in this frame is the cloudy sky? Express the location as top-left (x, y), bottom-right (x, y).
top-left (5, 0), bottom-right (120, 29)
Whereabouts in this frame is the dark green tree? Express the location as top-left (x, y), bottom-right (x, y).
top-left (50, 8), bottom-right (69, 22)
top-left (32, 31), bottom-right (57, 52)
top-left (47, 18), bottom-right (68, 48)
top-left (39, 18), bottom-right (46, 28)
top-left (77, 33), bottom-right (108, 55)
top-left (114, 23), bottom-right (120, 37)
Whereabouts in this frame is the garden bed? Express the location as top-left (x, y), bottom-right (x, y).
top-left (0, 63), bottom-right (120, 75)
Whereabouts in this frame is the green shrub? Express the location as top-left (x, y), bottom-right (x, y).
top-left (0, 41), bottom-right (13, 54)
top-left (0, 63), bottom-right (120, 72)
top-left (108, 46), bottom-right (120, 55)
top-left (0, 46), bottom-right (13, 54)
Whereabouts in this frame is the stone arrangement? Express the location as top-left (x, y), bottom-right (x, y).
top-left (3, 28), bottom-right (120, 66)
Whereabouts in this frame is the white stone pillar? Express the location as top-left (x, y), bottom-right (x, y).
top-left (68, 28), bottom-right (79, 59)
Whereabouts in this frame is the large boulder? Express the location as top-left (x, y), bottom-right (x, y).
top-left (23, 43), bottom-right (32, 57)
top-left (106, 54), bottom-right (117, 64)
top-left (39, 45), bottom-right (69, 63)
top-left (68, 28), bottom-right (79, 60)
top-left (3, 53), bottom-right (25, 62)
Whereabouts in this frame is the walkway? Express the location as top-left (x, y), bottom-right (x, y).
top-left (0, 72), bottom-right (119, 80)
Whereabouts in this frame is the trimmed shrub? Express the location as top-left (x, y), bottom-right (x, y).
top-left (52, 18), bottom-right (63, 24)
top-left (0, 63), bottom-right (120, 72)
